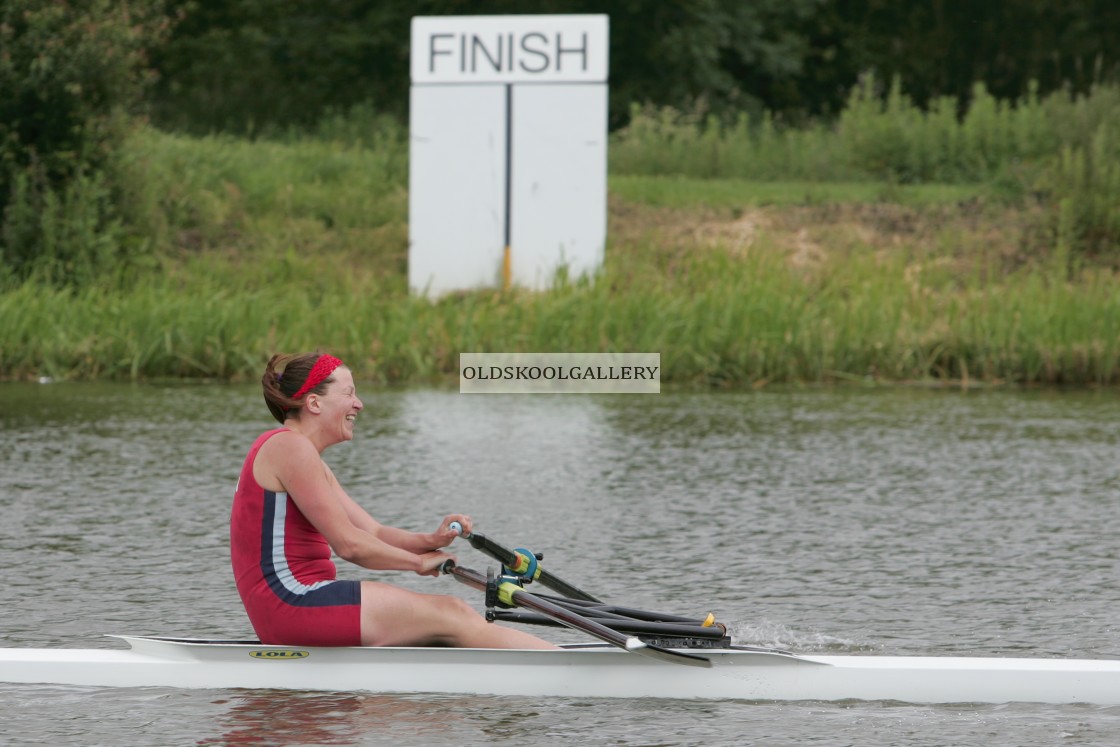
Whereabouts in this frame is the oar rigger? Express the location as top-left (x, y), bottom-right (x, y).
top-left (443, 529), bottom-right (733, 667)
top-left (443, 561), bottom-right (713, 668)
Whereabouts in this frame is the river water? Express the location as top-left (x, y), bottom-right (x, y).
top-left (1, 383), bottom-right (1118, 746)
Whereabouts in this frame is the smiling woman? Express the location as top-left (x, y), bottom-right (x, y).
top-left (229, 351), bottom-right (557, 650)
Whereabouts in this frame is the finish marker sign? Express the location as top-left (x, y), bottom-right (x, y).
top-left (409, 15), bottom-right (609, 296)
top-left (412, 15), bottom-right (609, 83)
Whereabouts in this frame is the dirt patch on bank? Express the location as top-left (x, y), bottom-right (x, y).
top-left (608, 196), bottom-right (1045, 278)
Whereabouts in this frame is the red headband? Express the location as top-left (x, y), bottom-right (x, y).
top-left (291, 355), bottom-right (344, 401)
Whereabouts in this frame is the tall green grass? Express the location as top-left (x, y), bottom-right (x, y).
top-left (609, 76), bottom-right (1118, 184)
top-left (3, 235), bottom-right (1118, 386)
top-left (118, 125), bottom-right (408, 255)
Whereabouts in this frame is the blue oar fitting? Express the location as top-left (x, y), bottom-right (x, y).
top-left (502, 548), bottom-right (540, 581)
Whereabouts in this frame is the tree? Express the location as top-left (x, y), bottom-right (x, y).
top-left (0, 0), bottom-right (168, 285)
top-left (809, 0), bottom-right (1120, 112)
top-left (148, 0), bottom-right (823, 133)
top-left (146, 0), bottom-right (1120, 134)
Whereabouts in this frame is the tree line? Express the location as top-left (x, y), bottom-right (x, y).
top-left (149, 0), bottom-right (1118, 133)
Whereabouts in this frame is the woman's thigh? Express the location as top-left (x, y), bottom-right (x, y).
top-left (359, 580), bottom-right (479, 647)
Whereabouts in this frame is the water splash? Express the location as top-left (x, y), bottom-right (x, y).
top-left (728, 619), bottom-right (874, 652)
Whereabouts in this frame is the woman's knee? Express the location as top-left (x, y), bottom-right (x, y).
top-left (433, 594), bottom-right (480, 621)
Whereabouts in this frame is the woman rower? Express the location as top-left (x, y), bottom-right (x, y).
top-left (230, 351), bottom-right (557, 649)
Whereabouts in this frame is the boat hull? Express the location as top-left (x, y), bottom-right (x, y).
top-left (1, 637), bottom-right (1118, 704)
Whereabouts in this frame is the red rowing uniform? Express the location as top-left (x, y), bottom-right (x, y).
top-left (230, 428), bottom-right (362, 645)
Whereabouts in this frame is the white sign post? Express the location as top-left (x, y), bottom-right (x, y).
top-left (409, 15), bottom-right (609, 296)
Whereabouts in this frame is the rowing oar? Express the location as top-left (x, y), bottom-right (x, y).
top-left (447, 524), bottom-right (600, 602)
top-left (442, 561), bottom-right (712, 669)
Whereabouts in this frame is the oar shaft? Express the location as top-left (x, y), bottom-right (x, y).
top-left (442, 563), bottom-right (711, 668)
top-left (444, 565), bottom-right (625, 645)
top-left (528, 596), bottom-right (726, 636)
top-left (461, 532), bottom-right (601, 602)
top-left (443, 563), bottom-right (490, 594)
top-left (488, 610), bottom-right (728, 639)
top-left (534, 593), bottom-right (716, 626)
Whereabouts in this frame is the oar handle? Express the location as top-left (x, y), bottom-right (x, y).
top-left (447, 524), bottom-right (518, 567)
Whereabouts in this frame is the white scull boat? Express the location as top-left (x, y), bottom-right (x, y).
top-left (2, 636), bottom-right (1119, 704)
top-left (7, 533), bottom-right (1115, 704)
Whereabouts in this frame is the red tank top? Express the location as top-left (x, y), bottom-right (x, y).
top-left (230, 429), bottom-right (339, 604)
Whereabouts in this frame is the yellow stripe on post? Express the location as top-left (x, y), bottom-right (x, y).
top-left (502, 245), bottom-right (512, 290)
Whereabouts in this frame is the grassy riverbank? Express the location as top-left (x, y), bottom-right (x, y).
top-left (2, 172), bottom-right (1118, 386)
top-left (3, 81), bottom-right (1120, 386)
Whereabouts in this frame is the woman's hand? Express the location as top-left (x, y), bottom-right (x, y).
top-left (430, 514), bottom-right (472, 547)
top-left (415, 550), bottom-right (456, 577)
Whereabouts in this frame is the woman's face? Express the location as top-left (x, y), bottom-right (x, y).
top-left (315, 366), bottom-right (364, 442)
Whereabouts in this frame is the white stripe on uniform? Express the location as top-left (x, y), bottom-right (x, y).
top-left (271, 492), bottom-right (333, 595)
